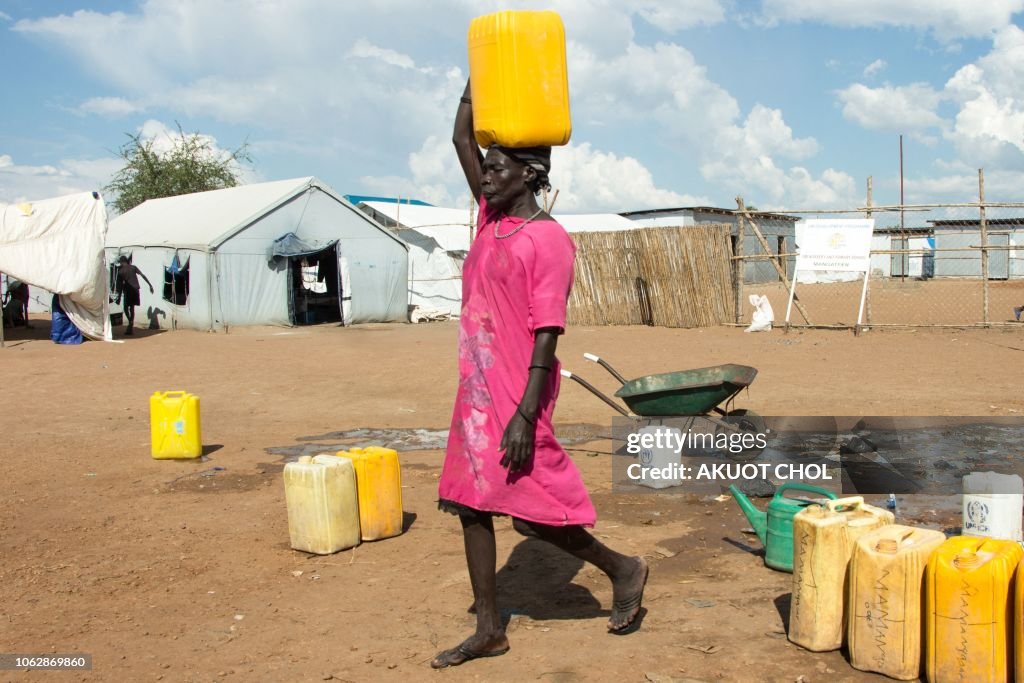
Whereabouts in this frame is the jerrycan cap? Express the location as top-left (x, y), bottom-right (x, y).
top-left (953, 549), bottom-right (982, 569)
top-left (875, 530), bottom-right (914, 555)
top-left (298, 455), bottom-right (313, 464)
top-left (876, 538), bottom-right (899, 554)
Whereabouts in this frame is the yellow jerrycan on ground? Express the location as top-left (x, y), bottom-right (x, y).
top-left (283, 455), bottom-right (360, 555)
top-left (926, 536), bottom-right (1021, 683)
top-left (848, 524), bottom-right (946, 680)
top-left (336, 447), bottom-right (403, 541)
top-left (150, 390), bottom-right (202, 459)
top-left (468, 10), bottom-right (571, 148)
top-left (789, 496), bottom-right (894, 652)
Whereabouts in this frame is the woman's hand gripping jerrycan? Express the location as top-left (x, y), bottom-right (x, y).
top-left (728, 482), bottom-right (838, 572)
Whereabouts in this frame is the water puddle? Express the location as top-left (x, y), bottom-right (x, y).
top-left (266, 423), bottom-right (611, 461)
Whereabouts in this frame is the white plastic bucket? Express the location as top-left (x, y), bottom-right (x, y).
top-left (962, 472), bottom-right (1023, 542)
top-left (634, 425), bottom-right (682, 490)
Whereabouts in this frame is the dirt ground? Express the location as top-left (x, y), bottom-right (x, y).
top-left (2, 318), bottom-right (1023, 683)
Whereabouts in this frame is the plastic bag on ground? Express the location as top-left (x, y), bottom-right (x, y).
top-left (744, 294), bottom-right (774, 333)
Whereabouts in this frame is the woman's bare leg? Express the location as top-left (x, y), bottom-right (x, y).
top-left (518, 519), bottom-right (648, 631)
top-left (431, 511), bottom-right (510, 668)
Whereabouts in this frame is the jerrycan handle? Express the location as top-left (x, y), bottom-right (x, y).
top-left (774, 482), bottom-right (839, 501)
top-left (825, 496), bottom-right (864, 512)
top-left (158, 390), bottom-right (189, 398)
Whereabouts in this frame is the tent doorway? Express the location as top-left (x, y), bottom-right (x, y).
top-left (288, 245), bottom-right (342, 325)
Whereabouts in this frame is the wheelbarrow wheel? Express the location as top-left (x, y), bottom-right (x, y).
top-left (723, 409), bottom-right (767, 462)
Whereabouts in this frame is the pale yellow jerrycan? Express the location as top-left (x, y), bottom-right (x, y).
top-left (468, 10), bottom-right (571, 148)
top-left (926, 536), bottom-right (1022, 683)
top-left (336, 447), bottom-right (403, 541)
top-left (150, 390), bottom-right (202, 459)
top-left (283, 455), bottom-right (360, 555)
top-left (789, 496), bottom-right (894, 652)
top-left (848, 524), bottom-right (946, 680)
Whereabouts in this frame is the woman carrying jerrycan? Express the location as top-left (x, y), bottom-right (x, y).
top-left (429, 61), bottom-right (649, 669)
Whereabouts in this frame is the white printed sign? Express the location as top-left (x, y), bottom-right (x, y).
top-left (795, 219), bottom-right (874, 273)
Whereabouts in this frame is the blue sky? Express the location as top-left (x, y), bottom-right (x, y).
top-left (2, 1), bottom-right (1023, 213)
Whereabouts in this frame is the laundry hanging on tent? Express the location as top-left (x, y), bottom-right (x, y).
top-left (301, 258), bottom-right (327, 293)
top-left (163, 253), bottom-right (190, 305)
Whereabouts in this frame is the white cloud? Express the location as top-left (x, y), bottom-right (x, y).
top-left (759, 0), bottom-right (1024, 39)
top-left (571, 40), bottom-right (843, 206)
top-left (0, 152), bottom-right (121, 203)
top-left (348, 40), bottom-right (417, 70)
top-left (942, 26), bottom-right (1024, 166)
top-left (627, 0), bottom-right (727, 31)
top-left (0, 11), bottom-right (12, 22)
top-left (830, 24), bottom-right (1024, 204)
top-left (361, 138), bottom-right (698, 213)
top-left (836, 83), bottom-right (945, 131)
top-left (549, 142), bottom-right (703, 211)
top-left (863, 59), bottom-right (886, 78)
top-left (10, 1), bottom-right (849, 209)
top-left (78, 96), bottom-right (144, 117)
top-left (904, 168), bottom-right (1024, 203)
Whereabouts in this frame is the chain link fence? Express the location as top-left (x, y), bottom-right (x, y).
top-left (733, 182), bottom-right (1024, 330)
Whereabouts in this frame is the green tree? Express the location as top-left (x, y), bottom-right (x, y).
top-left (105, 123), bottom-right (252, 214)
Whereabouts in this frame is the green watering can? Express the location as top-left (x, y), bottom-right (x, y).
top-left (728, 482), bottom-right (838, 572)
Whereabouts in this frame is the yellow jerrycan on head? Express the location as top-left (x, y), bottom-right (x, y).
top-left (848, 524), bottom-right (946, 680)
top-left (150, 390), bottom-right (202, 459)
top-left (789, 496), bottom-right (894, 652)
top-left (468, 10), bottom-right (571, 149)
top-left (926, 536), bottom-right (1022, 683)
top-left (336, 447), bottom-right (403, 541)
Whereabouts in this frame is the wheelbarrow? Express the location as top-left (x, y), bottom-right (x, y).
top-left (561, 353), bottom-right (766, 460)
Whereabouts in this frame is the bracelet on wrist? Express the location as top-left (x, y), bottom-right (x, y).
top-left (460, 96), bottom-right (472, 105)
top-left (516, 406), bottom-right (536, 425)
top-left (529, 364), bottom-right (552, 372)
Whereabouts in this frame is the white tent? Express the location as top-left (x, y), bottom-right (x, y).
top-left (358, 201), bottom-right (472, 318)
top-left (0, 191), bottom-right (112, 341)
top-left (106, 178), bottom-right (408, 330)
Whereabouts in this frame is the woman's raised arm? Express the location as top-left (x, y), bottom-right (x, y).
top-left (453, 79), bottom-right (483, 201)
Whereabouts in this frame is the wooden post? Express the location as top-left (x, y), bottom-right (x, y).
top-left (979, 169), bottom-right (989, 325)
top-left (864, 176), bottom-right (873, 329)
top-left (746, 214), bottom-right (812, 325)
top-left (734, 196), bottom-right (746, 324)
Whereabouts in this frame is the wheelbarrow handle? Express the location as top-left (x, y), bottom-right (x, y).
top-left (582, 352), bottom-right (628, 385)
top-left (561, 370), bottom-right (633, 418)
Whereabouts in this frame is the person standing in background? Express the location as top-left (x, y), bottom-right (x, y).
top-left (114, 255), bottom-right (154, 336)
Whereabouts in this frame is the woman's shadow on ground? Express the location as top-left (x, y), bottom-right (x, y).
top-left (494, 536), bottom-right (604, 621)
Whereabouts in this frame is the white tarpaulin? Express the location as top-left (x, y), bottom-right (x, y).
top-left (0, 192), bottom-right (111, 340)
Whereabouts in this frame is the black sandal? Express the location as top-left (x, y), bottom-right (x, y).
top-left (430, 642), bottom-right (510, 669)
top-left (608, 558), bottom-right (649, 632)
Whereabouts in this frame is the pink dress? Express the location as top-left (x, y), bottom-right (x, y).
top-left (438, 199), bottom-right (597, 527)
